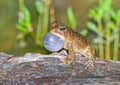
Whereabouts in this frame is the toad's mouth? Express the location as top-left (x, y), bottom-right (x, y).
top-left (50, 31), bottom-right (66, 40)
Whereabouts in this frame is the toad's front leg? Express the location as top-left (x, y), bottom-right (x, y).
top-left (63, 43), bottom-right (75, 64)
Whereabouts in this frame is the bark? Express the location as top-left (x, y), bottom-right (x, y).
top-left (0, 53), bottom-right (120, 85)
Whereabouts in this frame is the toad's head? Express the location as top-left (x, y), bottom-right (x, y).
top-left (50, 21), bottom-right (67, 40)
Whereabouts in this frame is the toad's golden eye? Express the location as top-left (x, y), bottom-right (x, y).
top-left (59, 27), bottom-right (65, 31)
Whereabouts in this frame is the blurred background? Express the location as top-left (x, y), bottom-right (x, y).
top-left (0, 0), bottom-right (119, 60)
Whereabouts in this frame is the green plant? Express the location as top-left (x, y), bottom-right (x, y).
top-left (17, 0), bottom-right (52, 48)
top-left (111, 10), bottom-right (120, 60)
top-left (16, 0), bottom-right (54, 54)
top-left (16, 0), bottom-right (33, 47)
top-left (67, 7), bottom-right (88, 36)
top-left (67, 7), bottom-right (77, 31)
top-left (35, 0), bottom-right (50, 47)
top-left (87, 0), bottom-right (120, 60)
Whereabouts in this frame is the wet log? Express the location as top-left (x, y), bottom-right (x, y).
top-left (0, 53), bottom-right (120, 85)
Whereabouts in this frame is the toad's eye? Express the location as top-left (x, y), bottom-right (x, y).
top-left (59, 27), bottom-right (65, 31)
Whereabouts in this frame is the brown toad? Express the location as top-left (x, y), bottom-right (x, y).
top-left (50, 21), bottom-right (96, 68)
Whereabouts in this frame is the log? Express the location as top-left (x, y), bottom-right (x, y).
top-left (0, 53), bottom-right (120, 85)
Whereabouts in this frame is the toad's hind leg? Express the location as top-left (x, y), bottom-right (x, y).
top-left (84, 46), bottom-right (96, 69)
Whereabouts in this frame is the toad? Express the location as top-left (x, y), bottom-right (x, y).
top-left (49, 21), bottom-right (96, 68)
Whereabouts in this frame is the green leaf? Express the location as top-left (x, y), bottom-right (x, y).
top-left (16, 25), bottom-right (28, 33)
top-left (111, 11), bottom-right (117, 21)
top-left (99, 0), bottom-right (112, 11)
top-left (80, 29), bottom-right (88, 36)
top-left (88, 9), bottom-right (97, 18)
top-left (23, 7), bottom-right (31, 27)
top-left (93, 38), bottom-right (105, 44)
top-left (96, 7), bottom-right (104, 18)
top-left (117, 10), bottom-right (120, 17)
top-left (108, 21), bottom-right (115, 30)
top-left (35, 0), bottom-right (44, 13)
top-left (16, 7), bottom-right (31, 33)
top-left (67, 7), bottom-right (77, 30)
top-left (87, 22), bottom-right (98, 34)
top-left (109, 28), bottom-right (119, 42)
top-left (116, 10), bottom-right (120, 22)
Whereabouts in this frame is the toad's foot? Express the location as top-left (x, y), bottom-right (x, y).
top-left (62, 58), bottom-right (74, 64)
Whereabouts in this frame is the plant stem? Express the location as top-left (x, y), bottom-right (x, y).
top-left (113, 20), bottom-right (120, 60)
top-left (36, 0), bottom-right (44, 45)
top-left (42, 0), bottom-right (50, 36)
top-left (50, 0), bottom-right (55, 22)
top-left (40, 0), bottom-right (50, 47)
top-left (105, 30), bottom-right (111, 60)
top-left (105, 19), bottom-right (111, 60)
top-left (36, 13), bottom-right (43, 45)
top-left (36, 0), bottom-right (50, 47)
top-left (19, 0), bottom-right (24, 11)
top-left (98, 19), bottom-right (104, 59)
top-left (113, 33), bottom-right (119, 60)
